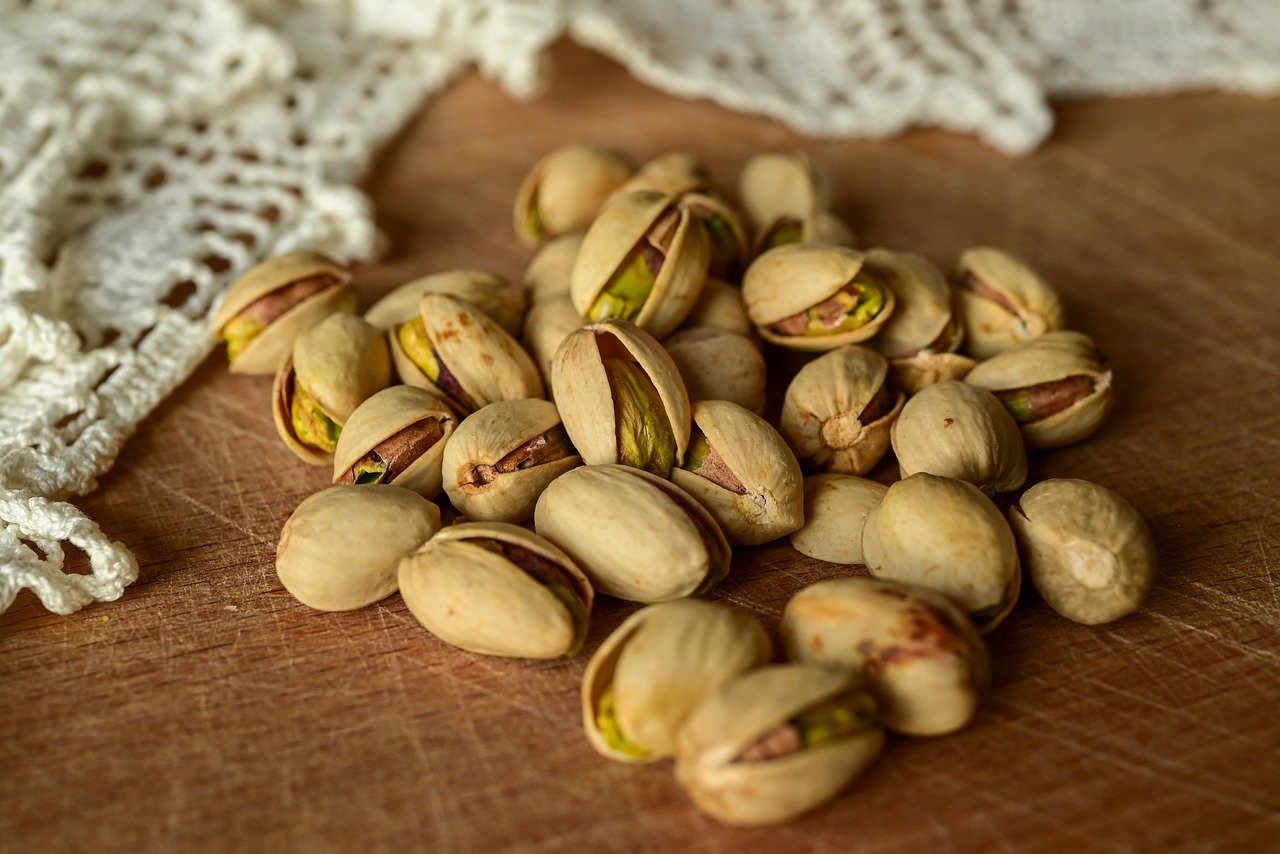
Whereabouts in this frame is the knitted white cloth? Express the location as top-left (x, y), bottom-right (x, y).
top-left (2, 0), bottom-right (1276, 614)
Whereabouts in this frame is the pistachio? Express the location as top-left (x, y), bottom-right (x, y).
top-left (534, 464), bottom-right (730, 602)
top-left (781, 577), bottom-right (989, 736)
top-left (738, 151), bottom-right (832, 233)
top-left (442, 399), bottom-right (582, 523)
top-left (612, 152), bottom-right (712, 198)
top-left (332, 386), bottom-right (455, 497)
top-left (514, 145), bottom-right (632, 246)
top-left (678, 276), bottom-right (753, 337)
top-left (1009, 479), bottom-right (1156, 625)
top-left (212, 251), bottom-right (356, 375)
top-left (551, 320), bottom-right (690, 477)
top-left (753, 209), bottom-right (856, 255)
top-left (399, 522), bottom-right (593, 658)
top-left (522, 297), bottom-right (586, 386)
top-left (780, 345), bottom-right (904, 475)
top-left (789, 474), bottom-right (886, 564)
top-left (276, 485), bottom-right (441, 612)
top-left (681, 193), bottom-right (751, 280)
top-left (391, 293), bottom-right (543, 416)
top-left (524, 234), bottom-right (583, 305)
top-left (862, 473), bottom-right (1021, 633)
top-left (272, 313), bottom-right (391, 465)
top-left (953, 247), bottom-right (1065, 359)
top-left (674, 663), bottom-right (884, 826)
top-left (582, 600), bottom-right (770, 762)
top-left (364, 269), bottom-right (527, 336)
top-left (743, 244), bottom-right (894, 351)
top-left (570, 190), bottom-right (710, 338)
top-left (663, 327), bottom-right (766, 415)
top-left (891, 380), bottom-right (1027, 494)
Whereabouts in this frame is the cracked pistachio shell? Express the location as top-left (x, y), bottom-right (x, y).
top-left (680, 276), bottom-right (753, 337)
top-left (534, 464), bottom-right (731, 602)
top-left (331, 386), bottom-right (455, 497)
top-left (514, 145), bottom-right (632, 246)
top-left (399, 522), bottom-right (593, 659)
top-left (550, 320), bottom-right (691, 474)
top-left (789, 475), bottom-right (886, 565)
top-left (664, 327), bottom-right (766, 414)
top-left (213, 251), bottom-right (356, 376)
top-left (752, 209), bottom-right (856, 256)
top-left (780, 346), bottom-right (905, 475)
top-left (582, 600), bottom-right (770, 763)
top-left (524, 234), bottom-right (583, 305)
top-left (675, 664), bottom-right (884, 826)
top-left (1010, 479), bottom-right (1156, 625)
top-left (391, 293), bottom-right (544, 416)
top-left (891, 380), bottom-right (1027, 494)
top-left (954, 247), bottom-right (1066, 359)
top-left (965, 331), bottom-right (1114, 450)
top-left (364, 269), bottom-right (526, 336)
top-left (442, 399), bottom-right (582, 523)
top-left (781, 577), bottom-right (989, 736)
top-left (569, 190), bottom-right (710, 338)
top-left (522, 297), bottom-right (585, 386)
top-left (613, 152), bottom-right (712, 198)
top-left (670, 400), bottom-right (803, 546)
top-left (738, 151), bottom-right (832, 232)
top-left (682, 192), bottom-right (751, 279)
top-left (862, 473), bottom-right (1021, 633)
top-left (276, 485), bottom-right (441, 612)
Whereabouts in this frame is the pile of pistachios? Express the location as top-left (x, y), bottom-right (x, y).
top-left (213, 146), bottom-right (1157, 826)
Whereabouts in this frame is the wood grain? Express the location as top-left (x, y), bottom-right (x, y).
top-left (4, 41), bottom-right (1280, 851)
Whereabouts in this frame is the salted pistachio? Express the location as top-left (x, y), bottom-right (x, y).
top-left (612, 152), bottom-right (712, 199)
top-left (738, 151), bottom-right (832, 233)
top-left (569, 190), bottom-right (710, 339)
top-left (781, 577), bottom-right (989, 736)
top-left (551, 320), bottom-right (690, 477)
top-left (522, 297), bottom-right (585, 386)
top-left (391, 293), bottom-right (543, 416)
top-left (953, 247), bottom-right (1065, 359)
top-left (965, 331), bottom-right (1113, 450)
top-left (524, 234), bottom-right (583, 305)
top-left (212, 251), bottom-right (356, 375)
top-left (891, 380), bottom-right (1027, 494)
top-left (674, 663), bottom-right (884, 826)
top-left (583, 600), bottom-right (770, 763)
top-left (514, 145), bottom-right (632, 246)
top-left (272, 313), bottom-right (391, 466)
top-left (331, 386), bottom-right (455, 497)
top-left (442, 399), bottom-right (582, 523)
top-left (364, 269), bottom-right (527, 336)
top-left (399, 522), bottom-right (593, 659)
top-left (1010, 479), bottom-right (1156, 625)
top-left (276, 485), bottom-right (441, 612)
top-left (534, 464), bottom-right (730, 602)
top-left (789, 475), bottom-right (886, 565)
top-left (743, 244), bottom-right (895, 351)
top-left (679, 276), bottom-right (753, 337)
top-left (681, 193), bottom-right (751, 280)
top-left (753, 209), bottom-right (856, 255)
top-left (664, 328), bottom-right (766, 415)
top-left (780, 345), bottom-right (905, 475)
top-left (862, 473), bottom-right (1021, 633)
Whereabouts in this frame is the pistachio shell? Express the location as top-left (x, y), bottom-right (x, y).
top-left (752, 208), bottom-right (856, 256)
top-left (524, 234), bottom-right (583, 305)
top-left (364, 269), bottom-right (526, 336)
top-left (864, 249), bottom-right (956, 357)
top-left (679, 277), bottom-right (753, 337)
top-left (514, 145), bottom-right (632, 246)
top-left (891, 380), bottom-right (1027, 494)
top-left (399, 522), bottom-right (593, 658)
top-left (442, 399), bottom-right (582, 523)
top-left (271, 358), bottom-right (330, 466)
top-left (522, 297), bottom-right (586, 386)
top-left (682, 193), bottom-right (751, 279)
top-left (862, 473), bottom-right (1021, 633)
top-left (293, 313), bottom-right (391, 422)
top-left (674, 663), bottom-right (884, 826)
top-left (332, 386), bottom-right (456, 497)
top-left (276, 485), bottom-right (441, 612)
top-left (738, 152), bottom-right (832, 231)
top-left (582, 600), bottom-right (770, 762)
top-left (889, 352), bottom-right (977, 395)
top-left (663, 327), bottom-right (766, 415)
top-left (534, 464), bottom-right (730, 602)
top-left (954, 247), bottom-right (1066, 359)
top-left (781, 577), bottom-right (989, 736)
top-left (789, 474), bottom-right (886, 564)
top-left (613, 152), bottom-right (711, 198)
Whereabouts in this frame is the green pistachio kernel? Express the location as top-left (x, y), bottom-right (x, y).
top-left (397, 317), bottom-right (441, 380)
top-left (793, 693), bottom-right (877, 750)
top-left (589, 252), bottom-right (658, 322)
top-left (596, 688), bottom-right (651, 760)
top-left (763, 218), bottom-right (804, 251)
top-left (604, 356), bottom-right (677, 477)
top-left (525, 203), bottom-right (543, 241)
top-left (996, 388), bottom-right (1036, 424)
top-left (222, 314), bottom-right (265, 361)
top-left (290, 383), bottom-right (341, 452)
top-left (351, 457), bottom-right (390, 484)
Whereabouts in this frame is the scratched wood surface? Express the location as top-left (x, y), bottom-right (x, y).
top-left (5, 42), bottom-right (1280, 851)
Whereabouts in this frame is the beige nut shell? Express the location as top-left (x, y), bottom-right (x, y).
top-left (514, 145), bottom-right (632, 246)
top-left (522, 297), bottom-right (585, 386)
top-left (865, 249), bottom-right (956, 356)
top-left (524, 234), bottom-right (583, 305)
top-left (613, 152), bottom-right (711, 198)
top-left (664, 327), bottom-right (766, 415)
top-left (789, 474), bottom-right (887, 564)
top-left (679, 276), bottom-right (753, 337)
top-left (364, 269), bottom-right (526, 336)
top-left (956, 247), bottom-right (1066, 359)
top-left (738, 152), bottom-right (832, 231)
top-left (332, 386), bottom-right (456, 497)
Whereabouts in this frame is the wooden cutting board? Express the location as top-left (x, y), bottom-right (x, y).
top-left (5, 42), bottom-right (1279, 851)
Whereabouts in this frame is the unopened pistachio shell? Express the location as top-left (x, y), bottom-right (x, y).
top-left (524, 234), bottom-right (583, 305)
top-left (789, 475), bottom-right (886, 564)
top-left (679, 276), bottom-right (753, 337)
top-left (523, 297), bottom-right (586, 386)
top-left (364, 269), bottom-right (526, 336)
top-left (738, 152), bottom-right (832, 232)
top-left (332, 385), bottom-right (456, 497)
top-left (515, 145), bottom-right (632, 245)
top-left (954, 247), bottom-right (1065, 359)
top-left (664, 327), bottom-right (766, 414)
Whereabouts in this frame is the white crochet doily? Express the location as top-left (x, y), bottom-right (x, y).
top-left (2, 0), bottom-right (1277, 615)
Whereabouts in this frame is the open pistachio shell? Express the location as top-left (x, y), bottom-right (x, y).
top-left (663, 328), bottom-right (766, 415)
top-left (682, 193), bottom-right (751, 280)
top-left (674, 663), bottom-right (884, 826)
top-left (524, 234), bottom-right (584, 305)
top-left (534, 464), bottom-right (731, 602)
top-left (670, 400), bottom-right (803, 546)
top-left (212, 251), bottom-right (356, 376)
top-left (582, 600), bottom-right (770, 763)
top-left (781, 577), bottom-right (990, 736)
top-left (738, 151), bottom-right (832, 232)
top-left (612, 152), bottom-right (711, 198)
top-left (276, 485), bottom-right (441, 612)
top-left (780, 345), bottom-right (905, 475)
top-left (569, 190), bottom-right (710, 339)
top-left (753, 209), bottom-right (857, 256)
top-left (862, 473), bottom-right (1021, 633)
top-left (891, 380), bottom-right (1027, 494)
top-left (789, 475), bottom-right (886, 565)
top-left (514, 145), bottom-right (632, 246)
top-left (332, 386), bottom-right (455, 497)
top-left (442, 398), bottom-right (582, 523)
top-left (399, 522), bottom-right (593, 658)
top-left (954, 247), bottom-right (1066, 359)
top-left (679, 277), bottom-right (753, 337)
top-left (522, 297), bottom-right (586, 387)
top-left (364, 269), bottom-right (527, 336)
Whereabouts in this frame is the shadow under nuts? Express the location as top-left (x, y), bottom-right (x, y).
top-left (332, 385), bottom-right (456, 497)
top-left (789, 474), bottom-right (886, 565)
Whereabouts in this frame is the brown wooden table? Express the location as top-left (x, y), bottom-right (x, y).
top-left (5, 42), bottom-right (1279, 851)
